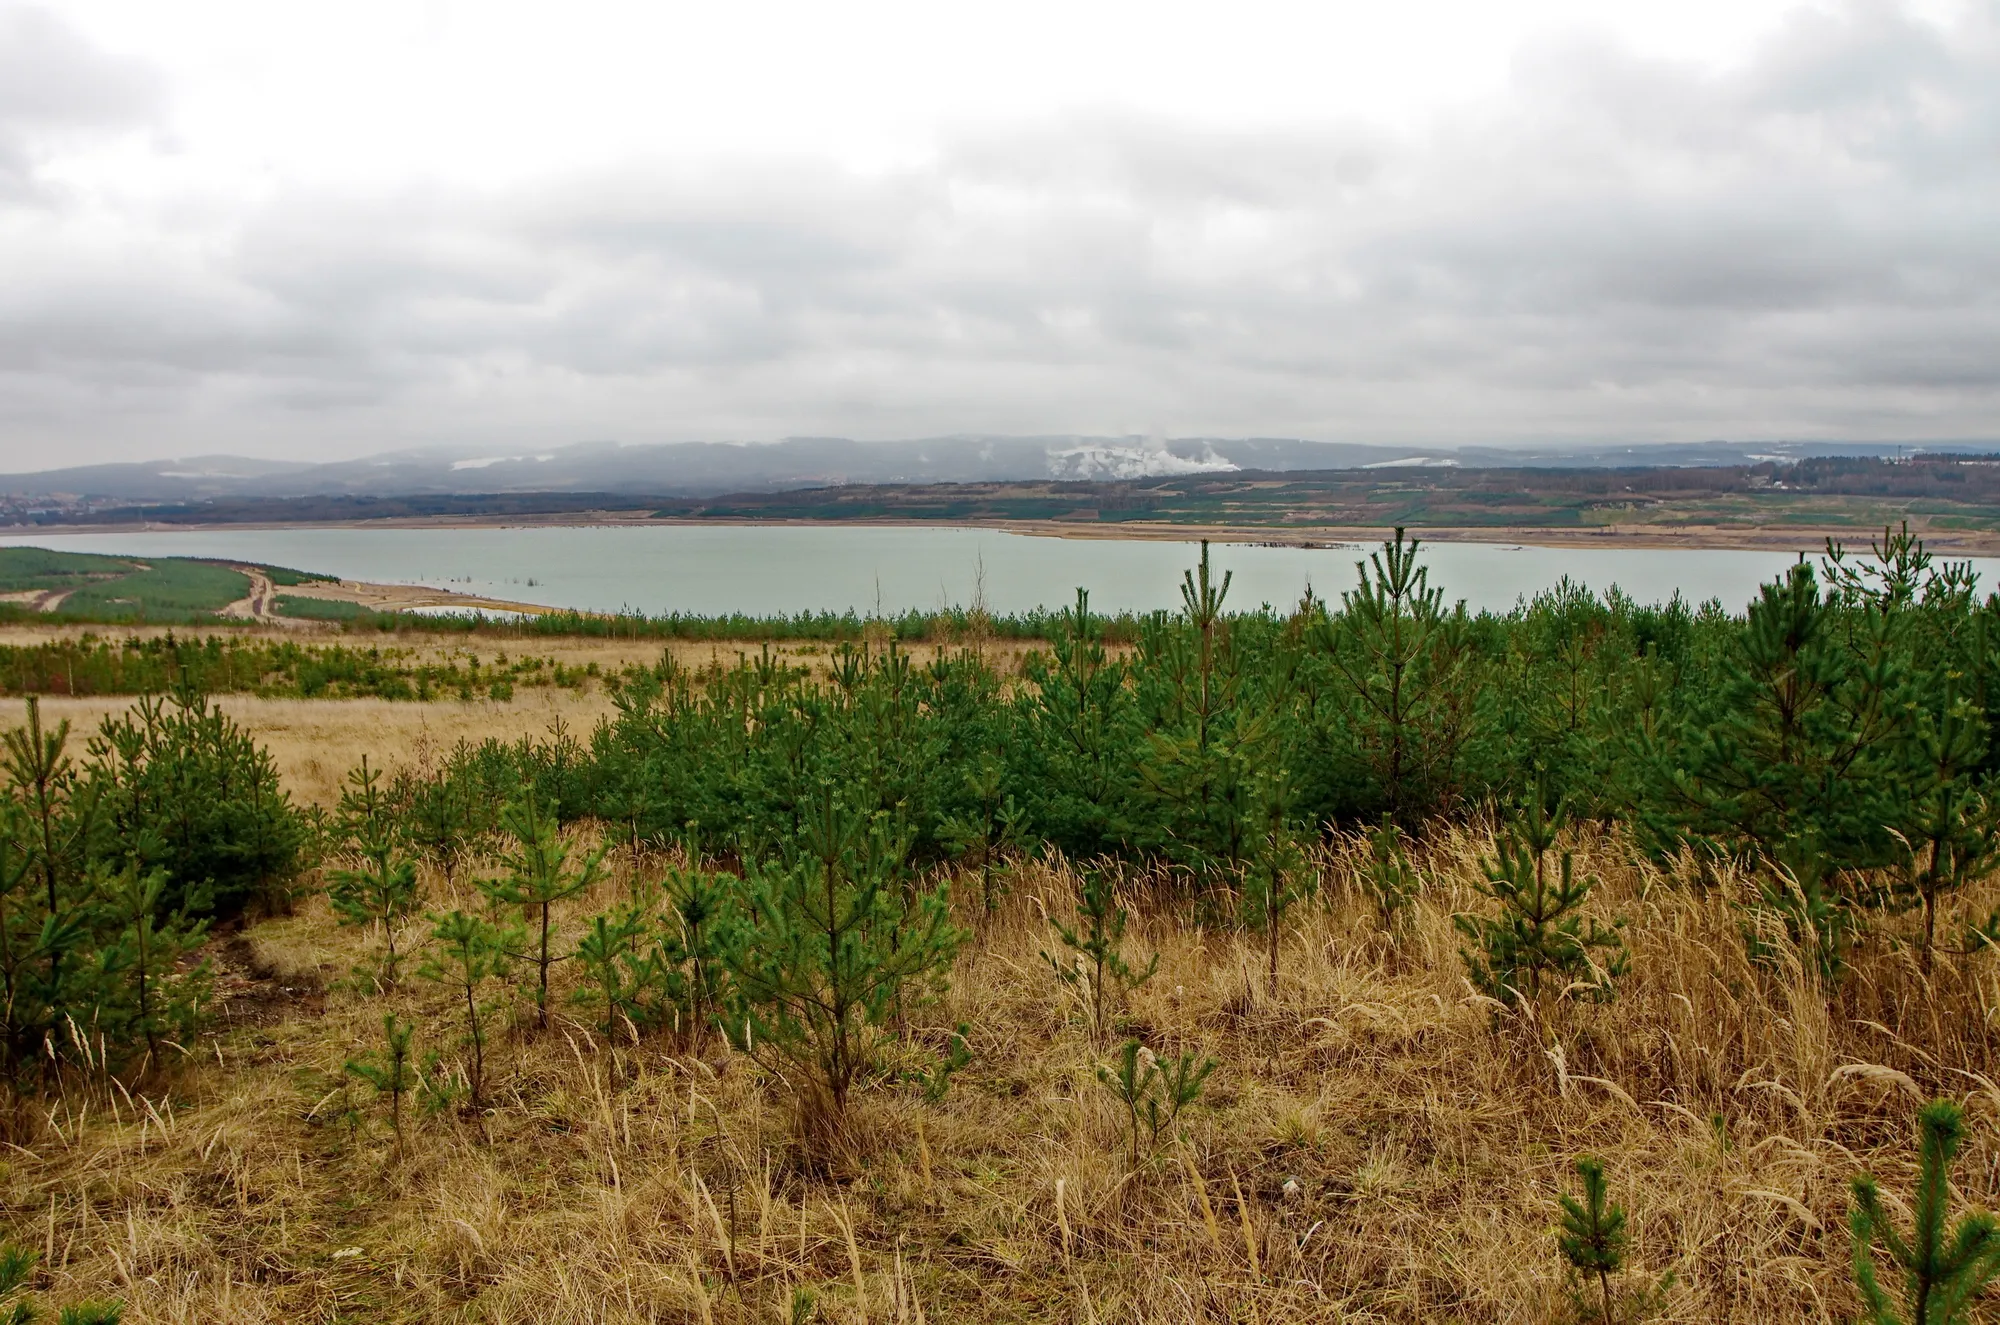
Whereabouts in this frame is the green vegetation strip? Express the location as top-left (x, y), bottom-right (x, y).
top-left (0, 547), bottom-right (332, 623)
top-left (0, 634), bottom-right (601, 700)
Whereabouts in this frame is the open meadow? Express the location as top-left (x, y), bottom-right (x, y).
top-left (0, 532), bottom-right (1996, 1323)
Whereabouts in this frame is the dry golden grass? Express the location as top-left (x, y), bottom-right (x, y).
top-left (0, 625), bottom-right (1049, 808)
top-left (0, 811), bottom-right (1995, 1321)
top-left (0, 691), bottom-right (622, 806)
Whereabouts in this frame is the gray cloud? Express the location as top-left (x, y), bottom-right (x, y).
top-left (2, 0), bottom-right (1998, 464)
top-left (0, 5), bottom-right (160, 127)
top-left (0, 4), bottom-right (162, 198)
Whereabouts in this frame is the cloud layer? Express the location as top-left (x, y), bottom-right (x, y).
top-left (1, 1), bottom-right (1997, 464)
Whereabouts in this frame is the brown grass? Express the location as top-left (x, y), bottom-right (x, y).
top-left (0, 691), bottom-right (622, 806)
top-left (0, 810), bottom-right (1993, 1321)
top-left (0, 629), bottom-right (1049, 806)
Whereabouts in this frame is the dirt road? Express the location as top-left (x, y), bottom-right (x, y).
top-left (217, 567), bottom-right (286, 622)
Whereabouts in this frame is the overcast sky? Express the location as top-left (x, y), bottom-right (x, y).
top-left (0, 0), bottom-right (1995, 467)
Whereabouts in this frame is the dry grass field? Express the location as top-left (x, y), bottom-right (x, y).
top-left (0, 626), bottom-right (1044, 806)
top-left (0, 790), bottom-right (1987, 1322)
top-left (0, 691), bottom-right (620, 806)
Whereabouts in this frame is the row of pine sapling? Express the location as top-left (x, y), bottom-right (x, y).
top-left (327, 762), bottom-right (968, 1158)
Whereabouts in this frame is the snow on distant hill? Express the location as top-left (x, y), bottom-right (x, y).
top-left (1046, 441), bottom-right (1238, 480)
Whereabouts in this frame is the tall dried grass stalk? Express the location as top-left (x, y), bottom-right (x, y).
top-left (0, 816), bottom-right (1993, 1320)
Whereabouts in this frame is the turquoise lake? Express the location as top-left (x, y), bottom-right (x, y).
top-left (5, 525), bottom-right (1993, 617)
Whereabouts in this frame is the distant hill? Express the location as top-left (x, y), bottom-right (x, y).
top-left (19, 452), bottom-right (2000, 541)
top-left (0, 436), bottom-right (1975, 514)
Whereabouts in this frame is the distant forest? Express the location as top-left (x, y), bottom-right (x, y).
top-left (12, 454), bottom-right (2000, 533)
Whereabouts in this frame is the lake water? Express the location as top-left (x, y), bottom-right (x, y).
top-left (4, 525), bottom-right (1993, 617)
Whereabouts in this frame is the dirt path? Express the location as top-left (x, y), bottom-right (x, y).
top-left (217, 567), bottom-right (293, 623)
top-left (0, 588), bottom-right (74, 612)
top-left (206, 931), bottom-right (326, 1027)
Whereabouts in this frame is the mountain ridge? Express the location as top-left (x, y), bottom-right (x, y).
top-left (1, 436), bottom-right (1986, 506)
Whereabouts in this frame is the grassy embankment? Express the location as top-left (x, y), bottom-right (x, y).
top-left (0, 547), bottom-right (337, 623)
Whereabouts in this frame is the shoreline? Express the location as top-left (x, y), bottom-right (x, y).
top-left (7, 513), bottom-right (1998, 555)
top-left (272, 577), bottom-right (558, 617)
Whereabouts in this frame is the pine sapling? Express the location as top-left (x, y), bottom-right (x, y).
top-left (1559, 1156), bottom-right (1627, 1324)
top-left (345, 1013), bottom-right (418, 1152)
top-left (1318, 528), bottom-right (1471, 822)
top-left (1364, 813), bottom-right (1421, 936)
top-left (940, 756), bottom-right (1024, 921)
top-left (659, 866), bottom-right (728, 1047)
top-left (478, 790), bottom-right (604, 1031)
top-left (1750, 841), bottom-right (1851, 987)
top-left (1888, 686), bottom-right (2000, 972)
top-left (1850, 1098), bottom-right (2000, 1324)
top-left (1041, 863), bottom-right (1158, 1044)
top-left (570, 907), bottom-right (649, 1040)
top-left (1096, 1038), bottom-right (1216, 1170)
top-left (419, 909), bottom-right (516, 1111)
top-left (328, 757), bottom-right (422, 990)
top-left (1239, 770), bottom-right (1311, 998)
top-left (102, 863), bottom-right (208, 1068)
top-left (717, 792), bottom-right (962, 1145)
top-left (0, 1243), bottom-right (29, 1325)
top-left (401, 763), bottom-right (478, 891)
top-left (1457, 786), bottom-right (1626, 1007)
top-left (2, 697), bottom-right (97, 1074)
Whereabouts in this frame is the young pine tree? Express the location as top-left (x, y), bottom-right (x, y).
top-left (418, 910), bottom-right (517, 1111)
top-left (85, 683), bottom-right (307, 918)
top-left (328, 758), bottom-right (422, 990)
top-left (718, 790), bottom-right (962, 1144)
top-left (1850, 1099), bottom-right (2000, 1325)
top-left (1318, 528), bottom-right (1471, 824)
top-left (1363, 813), bottom-right (1421, 937)
top-left (570, 907), bottom-right (650, 1040)
top-left (1558, 1156), bottom-right (1669, 1324)
top-left (1749, 838), bottom-right (1853, 988)
top-left (1636, 560), bottom-right (1906, 875)
top-left (1041, 862), bottom-right (1158, 1045)
top-left (478, 790), bottom-right (604, 1031)
top-left (939, 754), bottom-right (1024, 922)
top-left (399, 763), bottom-right (479, 891)
top-left (656, 866), bottom-right (728, 1048)
top-left (0, 1244), bottom-right (28, 1325)
top-left (101, 863), bottom-right (208, 1067)
top-left (0, 808), bottom-right (43, 1081)
top-left (1457, 786), bottom-right (1626, 1007)
top-left (1015, 588), bottom-right (1135, 858)
top-left (1, 698), bottom-right (98, 1075)
top-left (1134, 542), bottom-right (1276, 876)
top-left (1096, 1039), bottom-right (1216, 1171)
top-left (1239, 769), bottom-right (1311, 998)
top-left (1889, 685), bottom-right (2000, 972)
top-left (345, 1013), bottom-right (418, 1152)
